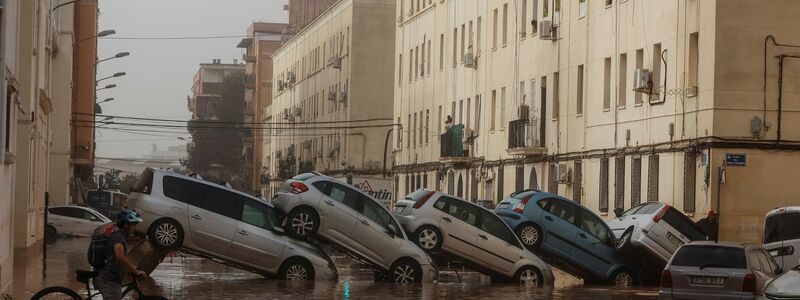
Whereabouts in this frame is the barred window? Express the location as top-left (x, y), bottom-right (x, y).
top-left (631, 157), bottom-right (642, 207)
top-left (615, 156), bottom-right (625, 210)
top-left (683, 152), bottom-right (697, 213)
top-left (573, 160), bottom-right (582, 204)
top-left (647, 154), bottom-right (659, 202)
top-left (599, 158), bottom-right (609, 212)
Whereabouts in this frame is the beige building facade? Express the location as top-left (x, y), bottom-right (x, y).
top-left (49, 1), bottom-right (76, 207)
top-left (268, 0), bottom-right (396, 198)
top-left (393, 0), bottom-right (800, 243)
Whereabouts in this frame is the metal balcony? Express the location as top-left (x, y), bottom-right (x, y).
top-left (439, 124), bottom-right (473, 164)
top-left (506, 118), bottom-right (546, 157)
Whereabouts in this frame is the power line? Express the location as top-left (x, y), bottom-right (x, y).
top-left (100, 35), bottom-right (251, 40)
top-left (73, 112), bottom-right (394, 125)
top-left (74, 120), bottom-right (398, 131)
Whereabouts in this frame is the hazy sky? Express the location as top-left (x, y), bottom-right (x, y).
top-left (96, 0), bottom-right (288, 158)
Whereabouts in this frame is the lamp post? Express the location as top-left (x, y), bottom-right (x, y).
top-left (96, 72), bottom-right (126, 84)
top-left (96, 84), bottom-right (116, 92)
top-left (96, 52), bottom-right (130, 64)
top-left (97, 97), bottom-right (114, 104)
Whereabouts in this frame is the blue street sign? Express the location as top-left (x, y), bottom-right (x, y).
top-left (725, 153), bottom-right (746, 166)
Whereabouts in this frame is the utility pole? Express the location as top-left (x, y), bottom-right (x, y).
top-left (715, 161), bottom-right (726, 243)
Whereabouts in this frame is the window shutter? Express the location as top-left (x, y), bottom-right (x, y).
top-left (631, 157), bottom-right (642, 207)
top-left (647, 154), bottom-right (659, 202)
top-left (683, 152), bottom-right (697, 213)
top-left (548, 163), bottom-right (558, 194)
top-left (599, 158), bottom-right (609, 212)
top-left (573, 160), bottom-right (582, 204)
top-left (615, 156), bottom-right (625, 210)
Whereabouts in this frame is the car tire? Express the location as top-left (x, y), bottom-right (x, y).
top-left (148, 218), bottom-right (184, 250)
top-left (278, 258), bottom-right (315, 281)
top-left (286, 207), bottom-right (319, 238)
top-left (610, 269), bottom-right (636, 287)
top-left (616, 228), bottom-right (633, 254)
top-left (413, 226), bottom-right (443, 252)
top-left (45, 225), bottom-right (58, 243)
top-left (516, 223), bottom-right (543, 250)
top-left (514, 266), bottom-right (544, 287)
top-left (389, 259), bottom-right (423, 283)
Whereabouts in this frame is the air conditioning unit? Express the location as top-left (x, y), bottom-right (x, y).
top-left (327, 92), bottom-right (336, 101)
top-left (686, 86), bottom-right (698, 97)
top-left (633, 68), bottom-right (653, 93)
top-left (464, 52), bottom-right (477, 69)
top-left (539, 20), bottom-right (555, 40)
top-left (557, 164), bottom-right (571, 183)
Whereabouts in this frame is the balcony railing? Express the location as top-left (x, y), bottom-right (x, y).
top-left (440, 124), bottom-right (472, 162)
top-left (507, 118), bottom-right (546, 156)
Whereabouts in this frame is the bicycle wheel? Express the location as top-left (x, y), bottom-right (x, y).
top-left (30, 286), bottom-right (81, 300)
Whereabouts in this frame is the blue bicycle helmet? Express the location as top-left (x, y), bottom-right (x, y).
top-left (117, 210), bottom-right (143, 225)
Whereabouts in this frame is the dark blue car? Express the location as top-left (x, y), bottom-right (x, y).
top-left (495, 189), bottom-right (640, 286)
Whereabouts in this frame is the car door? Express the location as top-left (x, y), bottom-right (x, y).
top-left (75, 208), bottom-right (105, 235)
top-left (572, 209), bottom-right (616, 277)
top-left (436, 196), bottom-right (479, 258)
top-left (65, 207), bottom-right (94, 235)
top-left (351, 193), bottom-right (403, 268)
top-left (317, 182), bottom-right (360, 247)
top-left (538, 198), bottom-right (578, 257)
top-left (228, 199), bottom-right (286, 272)
top-left (47, 208), bottom-right (72, 234)
top-left (187, 183), bottom-right (241, 256)
top-left (474, 209), bottom-right (522, 276)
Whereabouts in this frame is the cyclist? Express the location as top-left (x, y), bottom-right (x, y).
top-left (94, 210), bottom-right (148, 300)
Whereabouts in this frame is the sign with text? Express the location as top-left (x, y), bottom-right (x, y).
top-left (725, 153), bottom-right (747, 166)
top-left (336, 176), bottom-right (394, 207)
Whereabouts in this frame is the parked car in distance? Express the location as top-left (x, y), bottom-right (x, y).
top-left (47, 206), bottom-right (112, 237)
top-left (273, 173), bottom-right (437, 283)
top-left (128, 168), bottom-right (338, 281)
top-left (394, 189), bottom-right (555, 286)
top-left (607, 202), bottom-right (707, 263)
top-left (494, 189), bottom-right (640, 286)
top-left (764, 260), bottom-right (800, 300)
top-left (86, 189), bottom-right (128, 218)
top-left (764, 206), bottom-right (800, 271)
top-left (660, 241), bottom-right (781, 300)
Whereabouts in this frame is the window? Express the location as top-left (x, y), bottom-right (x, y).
top-left (459, 100), bottom-right (464, 125)
top-left (758, 249), bottom-right (781, 275)
top-left (554, 0), bottom-right (561, 23)
top-left (415, 46), bottom-right (419, 79)
top-left (578, 0), bottom-right (586, 18)
top-left (409, 48), bottom-right (413, 82)
top-left (163, 176), bottom-right (200, 205)
top-left (439, 34), bottom-right (444, 71)
top-left (240, 200), bottom-right (277, 229)
top-left (3, 90), bottom-right (12, 153)
top-left (479, 210), bottom-right (521, 248)
top-left (605, 0), bottom-right (613, 6)
top-left (427, 40), bottom-right (432, 75)
top-left (531, 0), bottom-right (539, 34)
top-left (466, 98), bottom-right (471, 130)
top-left (437, 105), bottom-right (442, 138)
top-left (764, 213), bottom-right (800, 244)
top-left (635, 48), bottom-right (644, 104)
top-left (413, 113), bottom-right (417, 147)
top-left (543, 0), bottom-right (549, 17)
top-left (652, 43), bottom-right (662, 97)
top-left (360, 195), bottom-right (393, 230)
top-left (444, 197), bottom-right (478, 226)
top-left (603, 57), bottom-right (611, 110)
top-left (200, 186), bottom-right (244, 220)
top-left (475, 95), bottom-right (481, 131)
top-left (618, 53), bottom-right (628, 107)
top-left (683, 152), bottom-right (697, 213)
top-left (425, 110), bottom-right (430, 144)
top-left (578, 210), bottom-right (611, 241)
top-left (468, 21), bottom-right (474, 50)
top-left (671, 246), bottom-right (746, 269)
top-left (521, 0), bottom-right (528, 36)
top-left (689, 32), bottom-right (699, 91)
top-left (577, 65), bottom-right (584, 115)
top-left (599, 157), bottom-right (609, 212)
top-left (492, 8), bottom-right (498, 49)
top-left (502, 4), bottom-right (508, 46)
top-left (615, 156), bottom-right (625, 211)
top-left (552, 72), bottom-right (559, 119)
top-left (540, 198), bottom-right (576, 223)
top-left (327, 183), bottom-right (360, 210)
top-left (647, 154), bottom-right (659, 202)
top-left (460, 24), bottom-right (465, 63)
top-left (490, 90), bottom-right (497, 131)
top-left (420, 44), bottom-right (424, 76)
top-left (548, 163), bottom-right (558, 193)
top-left (500, 87), bottom-right (506, 128)
top-left (573, 160), bottom-right (582, 204)
top-left (419, 110), bottom-right (424, 145)
top-left (477, 17), bottom-right (482, 53)
top-left (631, 156), bottom-right (642, 207)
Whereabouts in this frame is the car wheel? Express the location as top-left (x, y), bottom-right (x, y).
top-left (616, 228), bottom-right (633, 254)
top-left (414, 226), bottom-right (442, 251)
top-left (610, 269), bottom-right (636, 287)
top-left (286, 208), bottom-right (319, 238)
top-left (45, 225), bottom-right (58, 243)
top-left (389, 259), bottom-right (422, 283)
top-left (278, 258), bottom-right (315, 281)
top-left (515, 266), bottom-right (543, 287)
top-left (148, 219), bottom-right (184, 250)
top-left (516, 223), bottom-right (542, 250)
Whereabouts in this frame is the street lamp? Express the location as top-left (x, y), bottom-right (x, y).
top-left (97, 97), bottom-right (114, 104)
top-left (96, 72), bottom-right (126, 84)
top-left (96, 84), bottom-right (116, 91)
top-left (74, 29), bottom-right (116, 45)
top-left (96, 52), bottom-right (130, 64)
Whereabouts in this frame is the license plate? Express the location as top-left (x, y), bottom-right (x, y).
top-left (498, 203), bottom-right (510, 209)
top-left (691, 276), bottom-right (724, 286)
top-left (667, 232), bottom-right (685, 247)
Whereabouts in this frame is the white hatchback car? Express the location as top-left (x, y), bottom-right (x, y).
top-left (128, 168), bottom-right (337, 281)
top-left (273, 173), bottom-right (438, 283)
top-left (764, 206), bottom-right (800, 271)
top-left (47, 206), bottom-right (112, 237)
top-left (394, 189), bottom-right (555, 286)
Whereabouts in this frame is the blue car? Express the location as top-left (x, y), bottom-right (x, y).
top-left (495, 189), bottom-right (641, 286)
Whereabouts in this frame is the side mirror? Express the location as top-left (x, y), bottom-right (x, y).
top-left (613, 208), bottom-right (624, 218)
top-left (273, 226), bottom-right (285, 236)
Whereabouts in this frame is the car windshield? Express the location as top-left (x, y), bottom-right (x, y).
top-left (764, 212), bottom-right (800, 244)
top-left (671, 245), bottom-right (747, 269)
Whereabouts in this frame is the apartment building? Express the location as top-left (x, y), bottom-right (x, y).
top-left (70, 0), bottom-right (97, 201)
top-left (189, 60), bottom-right (245, 120)
top-left (237, 22), bottom-right (287, 194)
top-left (286, 0), bottom-right (338, 34)
top-left (49, 1), bottom-right (76, 206)
top-left (269, 0), bottom-right (396, 199)
top-left (393, 0), bottom-right (800, 243)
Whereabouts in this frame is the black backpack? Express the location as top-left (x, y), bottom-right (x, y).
top-left (87, 233), bottom-right (112, 269)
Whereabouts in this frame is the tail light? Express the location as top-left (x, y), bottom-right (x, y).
top-left (513, 195), bottom-right (533, 213)
top-left (660, 270), bottom-right (672, 288)
top-left (412, 191), bottom-right (436, 209)
top-left (742, 273), bottom-right (756, 293)
top-left (290, 182), bottom-right (309, 194)
top-left (653, 206), bottom-right (670, 223)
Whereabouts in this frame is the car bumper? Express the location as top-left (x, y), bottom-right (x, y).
top-left (394, 214), bottom-right (420, 234)
top-left (661, 289), bottom-right (754, 300)
top-left (631, 229), bottom-right (672, 262)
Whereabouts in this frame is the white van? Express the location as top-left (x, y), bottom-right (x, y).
top-left (764, 206), bottom-right (800, 271)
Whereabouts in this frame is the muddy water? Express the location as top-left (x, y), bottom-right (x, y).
top-left (12, 238), bottom-right (658, 299)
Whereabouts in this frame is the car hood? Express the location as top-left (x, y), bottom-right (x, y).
top-left (766, 269), bottom-right (800, 297)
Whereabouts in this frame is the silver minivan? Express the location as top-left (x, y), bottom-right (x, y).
top-left (128, 168), bottom-right (337, 281)
top-left (764, 206), bottom-right (800, 271)
top-left (394, 189), bottom-right (555, 286)
top-left (273, 173), bottom-right (438, 283)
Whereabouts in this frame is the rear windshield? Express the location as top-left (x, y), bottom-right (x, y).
top-left (132, 169), bottom-right (154, 194)
top-left (291, 173), bottom-right (317, 181)
top-left (672, 245), bottom-right (747, 269)
top-left (404, 189), bottom-right (432, 202)
top-left (621, 202), bottom-right (660, 217)
top-left (765, 212), bottom-right (800, 244)
top-left (509, 190), bottom-right (537, 200)
top-left (663, 208), bottom-right (707, 241)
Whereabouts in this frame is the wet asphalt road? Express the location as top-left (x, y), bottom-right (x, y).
top-left (10, 237), bottom-right (659, 299)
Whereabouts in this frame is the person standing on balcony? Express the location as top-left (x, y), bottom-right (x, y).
top-left (444, 115), bottom-right (453, 131)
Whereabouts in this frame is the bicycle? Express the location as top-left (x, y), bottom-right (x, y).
top-left (30, 269), bottom-right (168, 300)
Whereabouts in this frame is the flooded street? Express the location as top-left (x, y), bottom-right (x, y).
top-left (8, 237), bottom-right (659, 299)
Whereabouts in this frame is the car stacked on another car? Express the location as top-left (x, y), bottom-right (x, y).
top-left (273, 173), bottom-right (438, 283)
top-left (127, 168), bottom-right (338, 281)
top-left (47, 205), bottom-right (112, 238)
top-left (394, 189), bottom-right (555, 286)
top-left (494, 189), bottom-right (640, 286)
top-left (660, 241), bottom-right (782, 299)
top-left (607, 202), bottom-right (707, 264)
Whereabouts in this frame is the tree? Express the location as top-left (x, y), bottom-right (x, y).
top-left (118, 174), bottom-right (139, 193)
